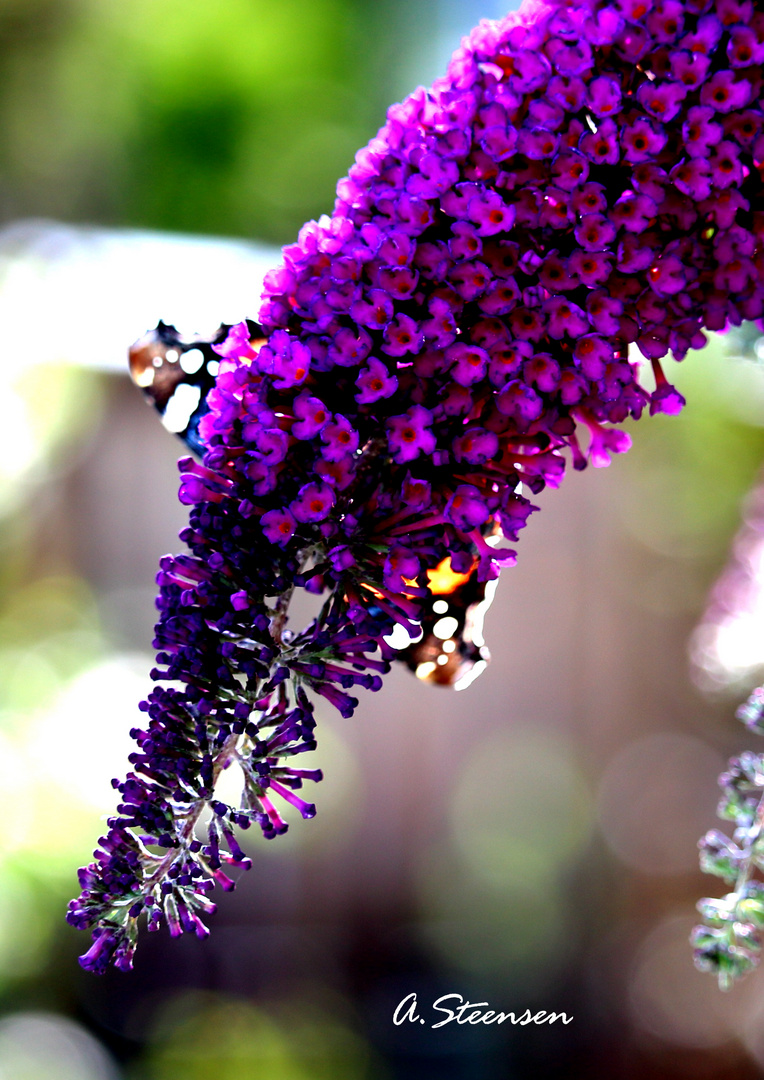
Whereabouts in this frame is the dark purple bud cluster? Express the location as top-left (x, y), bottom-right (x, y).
top-left (71, 0), bottom-right (764, 971)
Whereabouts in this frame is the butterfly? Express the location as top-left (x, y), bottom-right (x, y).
top-left (128, 320), bottom-right (264, 456)
top-left (398, 557), bottom-right (495, 690)
top-left (129, 321), bottom-right (495, 687)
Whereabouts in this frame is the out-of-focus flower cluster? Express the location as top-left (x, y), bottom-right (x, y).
top-left (694, 687), bottom-right (764, 989)
top-left (69, 0), bottom-right (764, 972)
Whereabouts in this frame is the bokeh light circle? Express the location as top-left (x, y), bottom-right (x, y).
top-left (597, 733), bottom-right (724, 875)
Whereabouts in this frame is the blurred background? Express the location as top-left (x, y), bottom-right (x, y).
top-left (3, 0), bottom-right (764, 1077)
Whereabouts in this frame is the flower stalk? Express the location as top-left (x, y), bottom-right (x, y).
top-left (694, 690), bottom-right (764, 989)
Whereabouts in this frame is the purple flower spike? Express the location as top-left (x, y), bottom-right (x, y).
top-left (76, 0), bottom-right (764, 973)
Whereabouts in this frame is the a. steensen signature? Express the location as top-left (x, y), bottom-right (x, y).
top-left (393, 993), bottom-right (573, 1029)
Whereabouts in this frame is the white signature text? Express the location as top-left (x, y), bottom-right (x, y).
top-left (393, 992), bottom-right (573, 1029)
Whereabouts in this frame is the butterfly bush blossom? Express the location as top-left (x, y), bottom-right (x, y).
top-left (69, 0), bottom-right (764, 973)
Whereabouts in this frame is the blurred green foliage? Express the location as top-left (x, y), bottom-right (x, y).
top-left (0, 0), bottom-right (410, 242)
top-left (140, 993), bottom-right (375, 1080)
top-left (621, 339), bottom-right (764, 563)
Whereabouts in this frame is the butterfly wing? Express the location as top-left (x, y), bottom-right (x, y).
top-left (399, 558), bottom-right (496, 689)
top-left (129, 320), bottom-right (263, 456)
